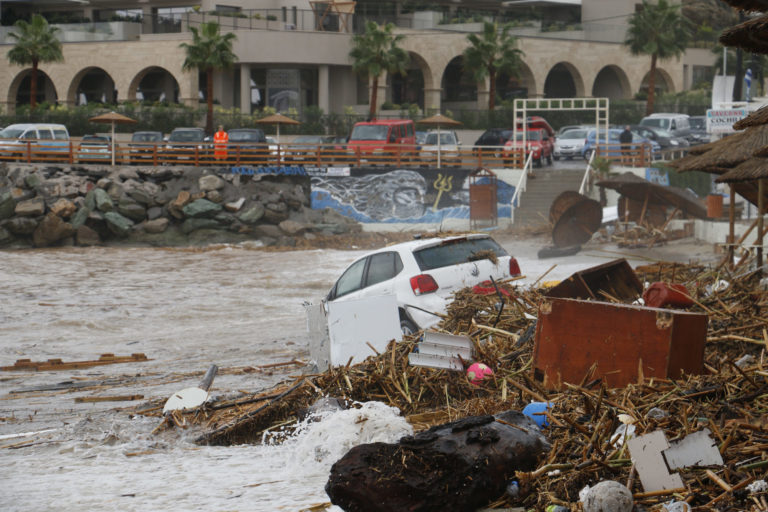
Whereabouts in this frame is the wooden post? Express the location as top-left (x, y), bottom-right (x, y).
top-left (728, 184), bottom-right (736, 268)
top-left (758, 178), bottom-right (765, 274)
top-left (638, 189), bottom-right (650, 226)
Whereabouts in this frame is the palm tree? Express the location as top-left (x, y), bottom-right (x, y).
top-left (180, 22), bottom-right (237, 134)
top-left (463, 21), bottom-right (524, 111)
top-left (349, 21), bottom-right (410, 119)
top-left (625, 0), bottom-right (690, 116)
top-left (7, 14), bottom-right (64, 110)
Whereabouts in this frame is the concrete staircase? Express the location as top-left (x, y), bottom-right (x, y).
top-left (513, 167), bottom-right (587, 227)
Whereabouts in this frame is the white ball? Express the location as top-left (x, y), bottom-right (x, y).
top-left (582, 480), bottom-right (633, 512)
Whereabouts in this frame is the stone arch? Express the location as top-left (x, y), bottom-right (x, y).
top-left (591, 65), bottom-right (631, 99)
top-left (7, 69), bottom-right (58, 107)
top-left (543, 62), bottom-right (585, 98)
top-left (127, 66), bottom-right (181, 103)
top-left (640, 67), bottom-right (676, 96)
top-left (497, 61), bottom-right (536, 102)
top-left (389, 52), bottom-right (430, 109)
top-left (67, 67), bottom-right (117, 105)
top-left (441, 55), bottom-right (477, 105)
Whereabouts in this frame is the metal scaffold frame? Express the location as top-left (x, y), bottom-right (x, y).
top-left (513, 97), bottom-right (610, 151)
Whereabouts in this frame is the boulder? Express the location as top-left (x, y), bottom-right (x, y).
top-left (0, 190), bottom-right (16, 219)
top-left (0, 226), bottom-right (11, 244)
top-left (199, 174), bottom-right (225, 191)
top-left (238, 203), bottom-right (265, 224)
top-left (147, 206), bottom-right (163, 220)
top-left (205, 190), bottom-right (223, 203)
top-left (183, 198), bottom-right (223, 219)
top-left (6, 216), bottom-right (38, 235)
top-left (103, 211), bottom-right (134, 237)
top-left (15, 197), bottom-right (45, 217)
top-left (50, 198), bottom-right (77, 218)
top-left (70, 206), bottom-right (90, 229)
top-left (117, 197), bottom-right (147, 222)
top-left (279, 219), bottom-right (306, 235)
top-left (75, 225), bottom-right (101, 246)
top-left (33, 213), bottom-right (75, 247)
top-left (93, 188), bottom-right (114, 212)
top-left (253, 223), bottom-right (283, 239)
top-left (144, 217), bottom-right (169, 234)
top-left (168, 190), bottom-right (191, 218)
top-left (224, 197), bottom-right (245, 212)
top-left (263, 202), bottom-right (289, 223)
top-left (326, 411), bottom-right (550, 512)
top-left (24, 173), bottom-right (42, 189)
top-left (182, 218), bottom-right (221, 234)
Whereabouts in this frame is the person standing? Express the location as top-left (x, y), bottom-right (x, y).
top-left (214, 125), bottom-right (228, 161)
top-left (619, 125), bottom-right (633, 165)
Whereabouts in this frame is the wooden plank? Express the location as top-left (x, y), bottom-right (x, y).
top-left (75, 395), bottom-right (144, 403)
top-left (1, 353), bottom-right (150, 371)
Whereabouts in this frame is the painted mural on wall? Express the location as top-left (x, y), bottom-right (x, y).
top-left (308, 167), bottom-right (515, 223)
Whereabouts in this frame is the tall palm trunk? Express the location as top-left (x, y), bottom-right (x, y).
top-left (369, 75), bottom-right (379, 120)
top-left (645, 53), bottom-right (657, 116)
top-left (488, 67), bottom-right (497, 111)
top-left (206, 68), bottom-right (214, 135)
top-left (30, 59), bottom-right (39, 110)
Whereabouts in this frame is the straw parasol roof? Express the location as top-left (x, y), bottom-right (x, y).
top-left (255, 113), bottom-right (300, 143)
top-left (417, 113), bottom-right (462, 127)
top-left (734, 104), bottom-right (768, 129)
top-left (89, 111), bottom-right (137, 166)
top-left (667, 124), bottom-right (768, 172)
top-left (716, 157), bottom-right (768, 181)
top-left (597, 172), bottom-right (707, 219)
top-left (720, 14), bottom-right (768, 54)
top-left (718, 0), bottom-right (768, 11)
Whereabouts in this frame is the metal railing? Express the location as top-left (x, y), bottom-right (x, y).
top-left (509, 151), bottom-right (534, 225)
top-left (578, 150), bottom-right (595, 196)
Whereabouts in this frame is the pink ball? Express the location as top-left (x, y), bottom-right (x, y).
top-left (466, 363), bottom-right (493, 385)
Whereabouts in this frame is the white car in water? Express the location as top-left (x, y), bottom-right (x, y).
top-left (325, 234), bottom-right (521, 334)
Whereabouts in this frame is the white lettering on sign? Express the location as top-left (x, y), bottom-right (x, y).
top-left (706, 109), bottom-right (747, 134)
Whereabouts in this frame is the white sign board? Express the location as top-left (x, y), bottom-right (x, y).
top-left (706, 108), bottom-right (747, 134)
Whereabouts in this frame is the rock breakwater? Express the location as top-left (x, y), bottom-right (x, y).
top-left (0, 164), bottom-right (360, 249)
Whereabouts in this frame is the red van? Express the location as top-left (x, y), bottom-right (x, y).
top-left (346, 119), bottom-right (417, 164)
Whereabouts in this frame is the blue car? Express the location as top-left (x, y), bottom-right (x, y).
top-left (581, 128), bottom-right (660, 161)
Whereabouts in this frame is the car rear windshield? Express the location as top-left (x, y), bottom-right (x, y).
top-left (170, 130), bottom-right (204, 142)
top-left (229, 131), bottom-right (263, 142)
top-left (133, 133), bottom-right (161, 142)
top-left (413, 237), bottom-right (508, 271)
top-left (349, 125), bottom-right (388, 141)
top-left (641, 118), bottom-right (670, 130)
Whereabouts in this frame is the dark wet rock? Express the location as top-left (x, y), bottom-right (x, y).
top-left (0, 226), bottom-right (11, 244)
top-left (0, 190), bottom-right (16, 219)
top-left (326, 411), bottom-right (550, 512)
top-left (33, 213), bottom-right (75, 247)
top-left (6, 216), bottom-right (38, 234)
top-left (147, 206), bottom-right (163, 220)
top-left (103, 211), bottom-right (134, 236)
top-left (238, 204), bottom-right (265, 224)
top-left (93, 188), bottom-right (114, 212)
top-left (182, 217), bottom-right (220, 234)
top-left (117, 197), bottom-right (147, 222)
top-left (144, 218), bottom-right (169, 234)
top-left (279, 219), bottom-right (306, 235)
top-left (76, 225), bottom-right (101, 246)
top-left (70, 206), bottom-right (90, 229)
top-left (15, 197), bottom-right (45, 217)
top-left (183, 198), bottom-right (222, 219)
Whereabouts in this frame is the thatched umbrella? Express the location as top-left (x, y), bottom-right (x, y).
top-left (597, 172), bottom-right (707, 221)
top-left (718, 0), bottom-right (768, 12)
top-left (89, 111), bottom-right (137, 166)
top-left (417, 113), bottom-right (462, 168)
top-left (735, 105), bottom-right (768, 130)
top-left (715, 159), bottom-right (768, 269)
top-left (668, 124), bottom-right (768, 173)
top-left (720, 14), bottom-right (768, 54)
top-left (255, 113), bottom-right (300, 143)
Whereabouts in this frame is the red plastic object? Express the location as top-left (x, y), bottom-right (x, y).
top-left (643, 282), bottom-right (694, 308)
top-left (472, 280), bottom-right (511, 296)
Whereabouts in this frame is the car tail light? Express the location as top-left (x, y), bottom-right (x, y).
top-left (410, 274), bottom-right (438, 295)
top-left (509, 258), bottom-right (521, 276)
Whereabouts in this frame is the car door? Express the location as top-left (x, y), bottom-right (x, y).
top-left (329, 251), bottom-right (402, 304)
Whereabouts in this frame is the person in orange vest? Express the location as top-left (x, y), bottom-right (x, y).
top-left (214, 125), bottom-right (228, 161)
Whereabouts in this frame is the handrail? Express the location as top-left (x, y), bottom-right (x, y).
top-left (509, 151), bottom-right (534, 224)
top-left (578, 150), bottom-right (595, 196)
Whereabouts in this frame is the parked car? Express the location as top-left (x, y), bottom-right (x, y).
top-left (163, 127), bottom-right (208, 162)
top-left (688, 115), bottom-right (710, 145)
top-left (629, 124), bottom-right (689, 150)
top-left (640, 113), bottom-right (692, 142)
top-left (581, 128), bottom-right (660, 161)
top-left (76, 134), bottom-right (112, 162)
top-left (265, 136), bottom-right (279, 158)
top-left (325, 234), bottom-right (521, 334)
top-left (129, 131), bottom-right (163, 162)
top-left (284, 134), bottom-right (334, 162)
top-left (557, 124), bottom-right (590, 136)
top-left (0, 123), bottom-right (70, 160)
top-left (227, 128), bottom-right (268, 162)
top-left (420, 130), bottom-right (461, 166)
top-left (504, 128), bottom-right (554, 167)
top-left (346, 119), bottom-right (417, 164)
top-left (553, 127), bottom-right (589, 160)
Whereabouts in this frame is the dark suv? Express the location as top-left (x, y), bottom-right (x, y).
top-left (163, 127), bottom-right (208, 162)
top-left (227, 128), bottom-right (268, 163)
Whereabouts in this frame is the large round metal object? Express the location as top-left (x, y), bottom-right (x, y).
top-left (549, 191), bottom-right (602, 247)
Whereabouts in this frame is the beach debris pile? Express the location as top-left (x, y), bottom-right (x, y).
top-left (145, 258), bottom-right (767, 510)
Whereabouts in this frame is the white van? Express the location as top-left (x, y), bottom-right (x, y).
top-left (0, 123), bottom-right (71, 157)
top-left (640, 114), bottom-right (691, 142)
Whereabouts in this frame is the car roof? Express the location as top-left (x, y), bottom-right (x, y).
top-left (171, 127), bottom-right (204, 131)
top-left (354, 119), bottom-right (413, 126)
top-left (359, 233), bottom-right (494, 258)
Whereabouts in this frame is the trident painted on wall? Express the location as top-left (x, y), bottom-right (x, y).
top-left (432, 174), bottom-right (453, 211)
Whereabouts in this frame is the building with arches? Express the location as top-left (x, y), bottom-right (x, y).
top-left (0, 0), bottom-right (714, 123)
